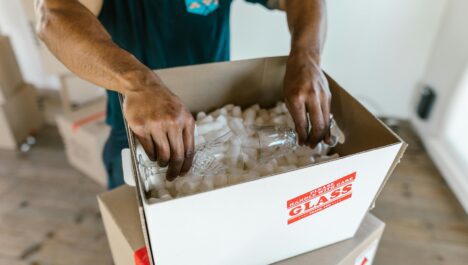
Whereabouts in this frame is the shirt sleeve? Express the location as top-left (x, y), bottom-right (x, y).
top-left (244, 0), bottom-right (269, 9)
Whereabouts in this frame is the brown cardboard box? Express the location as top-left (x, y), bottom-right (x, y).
top-left (59, 75), bottom-right (106, 114)
top-left (98, 186), bottom-right (385, 265)
top-left (0, 84), bottom-right (43, 150)
top-left (122, 57), bottom-right (405, 265)
top-left (38, 89), bottom-right (64, 126)
top-left (0, 35), bottom-right (24, 104)
top-left (56, 99), bottom-right (110, 186)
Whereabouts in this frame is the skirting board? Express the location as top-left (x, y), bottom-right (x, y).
top-left (423, 137), bottom-right (468, 213)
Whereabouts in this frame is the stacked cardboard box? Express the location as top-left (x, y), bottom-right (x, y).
top-left (54, 69), bottom-right (109, 187)
top-left (0, 35), bottom-right (43, 150)
top-left (56, 95), bottom-right (110, 187)
top-left (59, 74), bottom-right (107, 113)
top-left (98, 186), bottom-right (385, 265)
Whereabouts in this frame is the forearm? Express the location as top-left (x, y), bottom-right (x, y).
top-left (285, 0), bottom-right (327, 62)
top-left (36, 0), bottom-right (159, 94)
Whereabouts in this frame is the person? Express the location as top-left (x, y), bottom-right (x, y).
top-left (36, 0), bottom-right (332, 189)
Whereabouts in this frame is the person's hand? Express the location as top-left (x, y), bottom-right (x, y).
top-left (123, 84), bottom-right (195, 181)
top-left (284, 50), bottom-right (332, 148)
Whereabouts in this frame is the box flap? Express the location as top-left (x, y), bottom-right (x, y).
top-left (98, 185), bottom-right (145, 251)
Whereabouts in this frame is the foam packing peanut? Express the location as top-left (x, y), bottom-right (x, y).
top-left (271, 103), bottom-right (285, 115)
top-left (228, 142), bottom-right (241, 166)
top-left (232, 106), bottom-right (242, 117)
top-left (198, 115), bottom-right (214, 124)
top-left (199, 177), bottom-right (215, 192)
top-left (297, 156), bottom-right (315, 167)
top-left (228, 118), bottom-right (247, 137)
top-left (213, 174), bottom-right (228, 188)
top-left (155, 188), bottom-right (172, 201)
top-left (139, 102), bottom-right (344, 200)
top-left (180, 180), bottom-right (200, 195)
top-left (276, 156), bottom-right (288, 167)
top-left (243, 171), bottom-right (260, 181)
top-left (224, 104), bottom-right (235, 111)
top-left (228, 173), bottom-right (244, 185)
top-left (242, 107), bottom-right (256, 125)
top-left (210, 107), bottom-right (228, 118)
top-left (196, 112), bottom-right (207, 120)
top-left (197, 119), bottom-right (224, 135)
top-left (258, 109), bottom-right (270, 120)
top-left (255, 116), bottom-right (266, 125)
top-left (272, 115), bottom-right (288, 125)
top-left (285, 154), bottom-right (298, 166)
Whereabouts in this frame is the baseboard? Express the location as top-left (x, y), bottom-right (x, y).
top-left (423, 138), bottom-right (468, 213)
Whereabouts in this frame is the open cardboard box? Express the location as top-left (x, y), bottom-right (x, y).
top-left (99, 186), bottom-right (385, 265)
top-left (119, 56), bottom-right (406, 265)
top-left (56, 99), bottom-right (110, 186)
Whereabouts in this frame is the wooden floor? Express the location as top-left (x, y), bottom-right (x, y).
top-left (0, 122), bottom-right (467, 265)
top-left (0, 127), bottom-right (112, 265)
top-left (371, 121), bottom-right (468, 265)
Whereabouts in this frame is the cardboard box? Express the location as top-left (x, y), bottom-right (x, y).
top-left (56, 99), bottom-right (110, 186)
top-left (0, 84), bottom-right (43, 150)
top-left (98, 185), bottom-right (385, 265)
top-left (59, 74), bottom-right (107, 114)
top-left (37, 89), bottom-right (64, 126)
top-left (21, 0), bottom-right (71, 76)
top-left (0, 35), bottom-right (24, 104)
top-left (120, 57), bottom-right (405, 265)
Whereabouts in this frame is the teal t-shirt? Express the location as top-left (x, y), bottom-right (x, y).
top-left (98, 0), bottom-right (268, 131)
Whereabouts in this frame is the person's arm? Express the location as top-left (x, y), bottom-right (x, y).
top-left (35, 0), bottom-right (195, 180)
top-left (280, 0), bottom-right (331, 147)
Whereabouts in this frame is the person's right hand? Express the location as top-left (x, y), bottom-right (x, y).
top-left (123, 83), bottom-right (195, 181)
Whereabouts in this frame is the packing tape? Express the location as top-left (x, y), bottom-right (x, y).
top-left (134, 246), bottom-right (150, 265)
top-left (71, 111), bottom-right (106, 133)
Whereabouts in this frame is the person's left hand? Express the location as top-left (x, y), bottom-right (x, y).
top-left (283, 50), bottom-right (332, 148)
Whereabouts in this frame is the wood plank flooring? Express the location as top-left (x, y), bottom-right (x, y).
top-left (371, 120), bottom-right (468, 265)
top-left (0, 126), bottom-right (112, 265)
top-left (0, 122), bottom-right (466, 265)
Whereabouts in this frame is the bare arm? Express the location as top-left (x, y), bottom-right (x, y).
top-left (36, 0), bottom-right (195, 180)
top-left (36, 0), bottom-right (154, 94)
top-left (282, 0), bottom-right (331, 147)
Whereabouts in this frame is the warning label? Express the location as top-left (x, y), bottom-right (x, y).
top-left (287, 172), bottom-right (356, 225)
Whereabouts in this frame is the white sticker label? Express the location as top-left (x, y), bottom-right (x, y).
top-left (355, 239), bottom-right (379, 265)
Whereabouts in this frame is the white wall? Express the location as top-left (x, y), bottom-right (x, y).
top-left (412, 0), bottom-right (468, 137)
top-left (231, 1), bottom-right (290, 60)
top-left (445, 68), bottom-right (468, 169)
top-left (409, 0), bottom-right (468, 212)
top-left (0, 0), bottom-right (58, 89)
top-left (0, 0), bottom-right (449, 110)
top-left (231, 0), bottom-right (448, 118)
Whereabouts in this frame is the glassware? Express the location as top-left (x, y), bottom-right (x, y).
top-left (137, 117), bottom-right (345, 192)
top-left (136, 130), bottom-right (232, 191)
